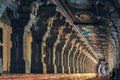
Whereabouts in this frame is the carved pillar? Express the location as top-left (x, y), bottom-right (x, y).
top-left (87, 51), bottom-right (92, 73)
top-left (81, 54), bottom-right (85, 73)
top-left (58, 33), bottom-right (70, 73)
top-left (69, 41), bottom-right (79, 73)
top-left (45, 26), bottom-right (58, 73)
top-left (0, 28), bottom-right (3, 74)
top-left (74, 47), bottom-right (80, 73)
top-left (79, 50), bottom-right (85, 73)
top-left (62, 26), bottom-right (72, 73)
top-left (52, 27), bottom-right (63, 73)
top-left (69, 46), bottom-right (76, 73)
top-left (86, 51), bottom-right (91, 73)
top-left (23, 1), bottom-right (42, 73)
top-left (89, 59), bottom-right (92, 72)
top-left (82, 49), bottom-right (87, 73)
top-left (73, 43), bottom-right (79, 73)
top-left (68, 39), bottom-right (76, 73)
top-left (45, 14), bottom-right (66, 73)
top-left (77, 46), bottom-right (82, 73)
top-left (30, 4), bottom-right (56, 73)
top-left (63, 39), bottom-right (72, 73)
top-left (23, 13), bottom-right (36, 73)
top-left (91, 60), bottom-right (94, 72)
top-left (84, 56), bottom-right (87, 73)
top-left (83, 50), bottom-right (88, 73)
top-left (0, 21), bottom-right (12, 73)
top-left (24, 33), bottom-right (32, 73)
top-left (41, 17), bottom-right (54, 73)
top-left (55, 29), bottom-right (65, 73)
top-left (92, 61), bottom-right (98, 73)
top-left (75, 46), bottom-right (80, 73)
top-left (83, 52), bottom-right (87, 73)
top-left (31, 19), bottom-right (47, 73)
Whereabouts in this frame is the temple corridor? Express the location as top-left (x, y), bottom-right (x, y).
top-left (0, 0), bottom-right (120, 80)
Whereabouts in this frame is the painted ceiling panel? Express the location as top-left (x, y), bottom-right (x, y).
top-left (58, 0), bottom-right (110, 59)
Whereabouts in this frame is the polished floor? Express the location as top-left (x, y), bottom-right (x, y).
top-left (0, 74), bottom-right (110, 80)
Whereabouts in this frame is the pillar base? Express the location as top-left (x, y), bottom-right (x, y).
top-left (75, 67), bottom-right (78, 73)
top-left (70, 67), bottom-right (74, 73)
top-left (47, 65), bottom-right (55, 73)
top-left (56, 66), bottom-right (64, 73)
top-left (64, 66), bottom-right (70, 73)
top-left (64, 66), bottom-right (69, 73)
top-left (73, 68), bottom-right (75, 73)
top-left (10, 60), bottom-right (25, 73)
top-left (31, 63), bottom-right (43, 73)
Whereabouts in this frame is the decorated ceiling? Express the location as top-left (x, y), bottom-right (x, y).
top-left (58, 0), bottom-right (110, 59)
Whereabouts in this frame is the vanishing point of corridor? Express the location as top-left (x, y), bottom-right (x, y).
top-left (0, 0), bottom-right (120, 80)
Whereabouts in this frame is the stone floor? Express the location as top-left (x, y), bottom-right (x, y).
top-left (0, 74), bottom-right (110, 80)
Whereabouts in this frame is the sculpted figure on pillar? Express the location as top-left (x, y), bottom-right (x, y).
top-left (47, 17), bottom-right (54, 27)
top-left (31, 2), bottom-right (39, 16)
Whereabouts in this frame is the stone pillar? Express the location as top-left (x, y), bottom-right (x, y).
top-left (68, 39), bottom-right (76, 73)
top-left (63, 40), bottom-right (72, 73)
top-left (31, 41), bottom-right (43, 73)
top-left (59, 33), bottom-right (70, 73)
top-left (69, 46), bottom-right (76, 73)
top-left (24, 33), bottom-right (32, 73)
top-left (45, 14), bottom-right (66, 73)
top-left (55, 34), bottom-right (65, 73)
top-left (30, 4), bottom-right (57, 73)
top-left (41, 42), bottom-right (47, 73)
top-left (70, 43), bottom-right (79, 73)
top-left (23, 13), bottom-right (36, 73)
top-left (66, 44), bottom-right (73, 73)
top-left (79, 53), bottom-right (85, 73)
top-left (53, 27), bottom-right (63, 73)
top-left (83, 54), bottom-right (87, 73)
top-left (62, 25), bottom-right (72, 73)
top-left (31, 18), bottom-right (47, 73)
top-left (45, 27), bottom-right (58, 73)
top-left (0, 22), bottom-right (12, 73)
top-left (82, 49), bottom-right (87, 73)
top-left (45, 47), bottom-right (55, 73)
top-left (86, 51), bottom-right (91, 73)
top-left (93, 62), bottom-right (98, 73)
top-left (82, 54), bottom-right (86, 73)
top-left (89, 60), bottom-right (92, 72)
top-left (73, 43), bottom-right (79, 73)
top-left (74, 49), bottom-right (80, 73)
top-left (41, 17), bottom-right (54, 73)
top-left (77, 46), bottom-right (82, 73)
top-left (83, 50), bottom-right (89, 73)
top-left (85, 57), bottom-right (89, 73)
top-left (0, 28), bottom-right (3, 74)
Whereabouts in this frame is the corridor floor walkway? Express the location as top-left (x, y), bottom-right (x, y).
top-left (0, 74), bottom-right (110, 80)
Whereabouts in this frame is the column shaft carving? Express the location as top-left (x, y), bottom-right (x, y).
top-left (73, 43), bottom-right (79, 73)
top-left (0, 22), bottom-right (12, 73)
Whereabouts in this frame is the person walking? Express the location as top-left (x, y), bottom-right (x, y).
top-left (98, 62), bottom-right (107, 77)
top-left (105, 63), bottom-right (110, 76)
